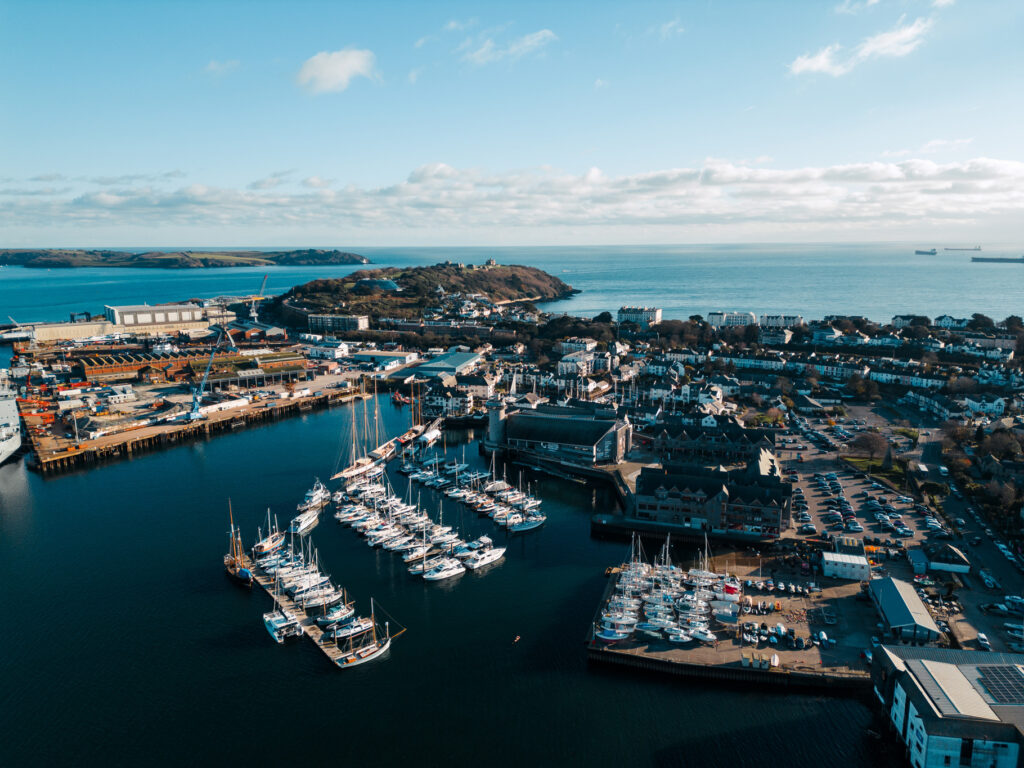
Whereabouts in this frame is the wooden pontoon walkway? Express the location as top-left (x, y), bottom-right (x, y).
top-left (245, 554), bottom-right (349, 666)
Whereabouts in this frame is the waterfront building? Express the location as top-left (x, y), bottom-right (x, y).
top-left (872, 646), bottom-right (1024, 768)
top-left (414, 350), bottom-right (482, 378)
top-left (424, 386), bottom-right (474, 417)
top-left (308, 314), bottom-right (370, 333)
top-left (934, 315), bottom-right (970, 329)
top-left (868, 577), bottom-right (941, 643)
top-left (631, 451), bottom-right (791, 540)
top-left (706, 311), bottom-right (757, 329)
top-left (617, 306), bottom-right (663, 328)
top-left (759, 314), bottom-right (804, 328)
top-left (350, 349), bottom-right (419, 370)
top-left (104, 304), bottom-right (205, 326)
top-left (892, 314), bottom-right (932, 329)
top-left (487, 401), bottom-right (631, 465)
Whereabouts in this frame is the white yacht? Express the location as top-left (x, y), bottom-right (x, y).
top-left (423, 558), bottom-right (466, 581)
top-left (464, 546), bottom-right (506, 570)
top-left (263, 609), bottom-right (302, 643)
top-left (0, 372), bottom-right (21, 465)
top-left (297, 479), bottom-right (330, 511)
top-left (288, 508), bottom-right (320, 535)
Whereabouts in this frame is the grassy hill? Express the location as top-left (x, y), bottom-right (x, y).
top-left (276, 262), bottom-right (575, 320)
top-left (0, 248), bottom-right (369, 269)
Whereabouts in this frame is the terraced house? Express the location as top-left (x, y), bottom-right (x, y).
top-left (631, 451), bottom-right (792, 540)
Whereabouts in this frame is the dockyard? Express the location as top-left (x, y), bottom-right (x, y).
top-left (586, 554), bottom-right (874, 689)
top-left (21, 387), bottom-right (371, 474)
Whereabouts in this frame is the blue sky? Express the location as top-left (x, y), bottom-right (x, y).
top-left (1, 0), bottom-right (1022, 246)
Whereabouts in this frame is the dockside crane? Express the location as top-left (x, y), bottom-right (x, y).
top-left (249, 274), bottom-right (269, 323)
top-left (187, 327), bottom-right (235, 420)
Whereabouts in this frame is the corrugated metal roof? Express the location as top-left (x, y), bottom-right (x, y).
top-left (870, 577), bottom-right (940, 634)
top-left (822, 552), bottom-right (868, 566)
top-left (909, 659), bottom-right (998, 720)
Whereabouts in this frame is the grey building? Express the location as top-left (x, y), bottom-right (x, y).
top-left (873, 645), bottom-right (1024, 768)
top-left (309, 314), bottom-right (370, 333)
top-left (631, 451), bottom-right (791, 540)
top-left (487, 402), bottom-right (631, 465)
top-left (869, 577), bottom-right (942, 643)
top-left (104, 303), bottom-right (204, 325)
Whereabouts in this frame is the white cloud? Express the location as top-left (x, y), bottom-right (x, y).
top-left (445, 18), bottom-right (476, 32)
top-left (857, 15), bottom-right (933, 59)
top-left (790, 43), bottom-right (850, 76)
top-left (790, 15), bottom-right (934, 76)
top-left (6, 157), bottom-right (1023, 240)
top-left (650, 18), bottom-right (684, 39)
top-left (205, 59), bottom-right (240, 75)
top-left (408, 68), bottom-right (422, 84)
top-left (835, 0), bottom-right (879, 15)
top-left (932, 0), bottom-right (955, 6)
top-left (414, 36), bottom-right (431, 49)
top-left (247, 170), bottom-right (294, 190)
top-left (297, 48), bottom-right (376, 93)
top-left (462, 29), bottom-right (558, 65)
top-left (594, 78), bottom-right (607, 90)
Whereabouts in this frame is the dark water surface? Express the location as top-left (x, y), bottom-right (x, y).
top-left (0, 398), bottom-right (897, 767)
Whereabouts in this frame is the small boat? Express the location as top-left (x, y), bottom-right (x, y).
top-left (297, 479), bottom-right (330, 510)
top-left (332, 599), bottom-right (405, 669)
top-left (423, 558), bottom-right (466, 581)
top-left (690, 627), bottom-right (716, 644)
top-left (316, 601), bottom-right (355, 627)
top-left (595, 627), bottom-right (631, 642)
top-left (323, 616), bottom-right (373, 641)
top-left (666, 630), bottom-right (693, 644)
top-left (464, 546), bottom-right (506, 570)
top-left (263, 609), bottom-right (302, 643)
top-left (288, 508), bottom-right (320, 536)
top-left (508, 512), bottom-right (546, 532)
top-left (253, 509), bottom-right (286, 556)
top-left (224, 501), bottom-right (254, 587)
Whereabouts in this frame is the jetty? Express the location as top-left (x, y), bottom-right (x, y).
top-left (244, 553), bottom-right (352, 667)
top-left (22, 388), bottom-right (369, 475)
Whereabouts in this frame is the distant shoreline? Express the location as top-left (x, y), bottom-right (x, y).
top-left (0, 248), bottom-right (370, 270)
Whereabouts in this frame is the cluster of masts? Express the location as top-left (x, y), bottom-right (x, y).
top-left (336, 457), bottom-right (513, 580)
top-left (398, 449), bottom-right (547, 532)
top-left (239, 509), bottom-right (403, 669)
top-left (595, 535), bottom-right (741, 646)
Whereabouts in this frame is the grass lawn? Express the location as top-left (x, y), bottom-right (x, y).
top-left (845, 456), bottom-right (906, 487)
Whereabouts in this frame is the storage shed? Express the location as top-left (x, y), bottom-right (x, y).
top-left (821, 552), bottom-right (870, 581)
